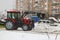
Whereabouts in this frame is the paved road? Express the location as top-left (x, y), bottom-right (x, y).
top-left (0, 28), bottom-right (60, 40)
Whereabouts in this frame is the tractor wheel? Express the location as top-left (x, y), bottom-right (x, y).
top-left (28, 25), bottom-right (32, 31)
top-left (5, 21), bottom-right (18, 30)
top-left (22, 25), bottom-right (29, 31)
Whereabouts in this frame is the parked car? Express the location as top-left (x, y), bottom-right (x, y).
top-left (34, 17), bottom-right (60, 32)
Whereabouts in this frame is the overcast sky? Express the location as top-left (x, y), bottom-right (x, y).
top-left (0, 0), bottom-right (16, 19)
top-left (0, 0), bottom-right (16, 11)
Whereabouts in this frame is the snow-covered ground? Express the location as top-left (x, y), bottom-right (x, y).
top-left (0, 28), bottom-right (60, 40)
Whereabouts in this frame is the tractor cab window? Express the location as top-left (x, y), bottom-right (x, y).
top-left (12, 13), bottom-right (18, 19)
top-left (12, 13), bottom-right (15, 19)
top-left (7, 13), bottom-right (12, 18)
top-left (7, 12), bottom-right (20, 19)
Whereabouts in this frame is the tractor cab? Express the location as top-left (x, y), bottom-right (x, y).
top-left (7, 10), bottom-right (21, 20)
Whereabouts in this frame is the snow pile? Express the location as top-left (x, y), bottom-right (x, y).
top-left (34, 22), bottom-right (60, 33)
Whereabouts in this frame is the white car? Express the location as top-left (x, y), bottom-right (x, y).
top-left (34, 17), bottom-right (60, 33)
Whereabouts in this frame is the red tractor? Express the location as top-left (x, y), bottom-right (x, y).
top-left (5, 10), bottom-right (34, 31)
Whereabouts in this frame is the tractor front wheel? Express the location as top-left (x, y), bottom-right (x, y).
top-left (22, 25), bottom-right (32, 31)
top-left (5, 21), bottom-right (18, 30)
top-left (28, 25), bottom-right (32, 30)
top-left (22, 25), bottom-right (29, 31)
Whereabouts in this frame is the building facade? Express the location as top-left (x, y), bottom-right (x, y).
top-left (16, 0), bottom-right (48, 12)
top-left (48, 0), bottom-right (60, 16)
top-left (16, 0), bottom-right (60, 16)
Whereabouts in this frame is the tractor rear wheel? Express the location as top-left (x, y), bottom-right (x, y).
top-left (5, 21), bottom-right (18, 30)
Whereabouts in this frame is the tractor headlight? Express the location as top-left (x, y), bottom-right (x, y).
top-left (24, 17), bottom-right (29, 19)
top-left (26, 18), bottom-right (29, 19)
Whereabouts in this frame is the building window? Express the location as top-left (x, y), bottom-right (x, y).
top-left (52, 3), bottom-right (60, 6)
top-left (52, 0), bottom-right (57, 2)
top-left (20, 0), bottom-right (23, 2)
top-left (52, 8), bottom-right (60, 13)
top-left (43, 0), bottom-right (48, 2)
top-left (30, 0), bottom-right (32, 3)
top-left (44, 7), bottom-right (48, 10)
top-left (35, 1), bottom-right (38, 3)
top-left (52, 6), bottom-right (56, 8)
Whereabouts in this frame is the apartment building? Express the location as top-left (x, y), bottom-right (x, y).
top-left (48, 0), bottom-right (60, 16)
top-left (16, 0), bottom-right (47, 12)
top-left (16, 0), bottom-right (29, 12)
top-left (16, 0), bottom-right (60, 16)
